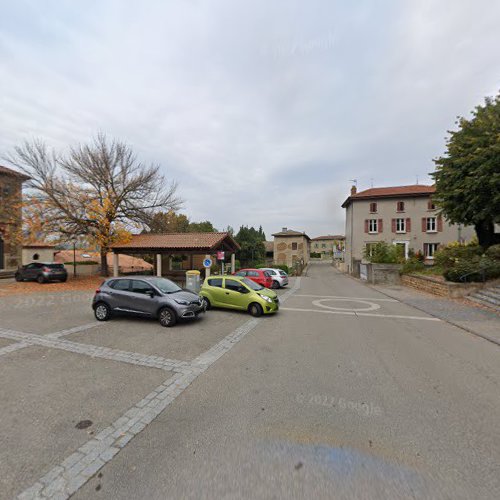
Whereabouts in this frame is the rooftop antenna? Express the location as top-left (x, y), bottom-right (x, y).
top-left (348, 179), bottom-right (357, 187)
top-left (370, 178), bottom-right (374, 188)
top-left (416, 175), bottom-right (419, 185)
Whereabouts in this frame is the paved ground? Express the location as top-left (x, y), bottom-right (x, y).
top-left (1, 263), bottom-right (499, 499)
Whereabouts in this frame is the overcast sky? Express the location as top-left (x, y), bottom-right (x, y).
top-left (1, 1), bottom-right (499, 238)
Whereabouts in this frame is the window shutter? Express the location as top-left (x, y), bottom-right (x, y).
top-left (364, 220), bottom-right (368, 233)
top-left (406, 218), bottom-right (411, 232)
top-left (437, 216), bottom-right (443, 232)
top-left (422, 217), bottom-right (426, 232)
top-left (391, 219), bottom-right (396, 233)
top-left (423, 243), bottom-right (429, 257)
top-left (378, 219), bottom-right (383, 233)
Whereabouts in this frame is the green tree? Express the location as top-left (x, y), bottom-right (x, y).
top-left (188, 220), bottom-right (217, 232)
top-left (432, 93), bottom-right (500, 248)
top-left (235, 225), bottom-right (266, 266)
top-left (147, 211), bottom-right (190, 233)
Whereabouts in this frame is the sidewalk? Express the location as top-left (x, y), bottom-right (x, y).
top-left (371, 282), bottom-right (500, 346)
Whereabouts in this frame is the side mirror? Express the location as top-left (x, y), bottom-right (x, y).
top-left (146, 290), bottom-right (155, 298)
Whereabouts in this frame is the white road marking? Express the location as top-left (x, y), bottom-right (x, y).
top-left (280, 307), bottom-right (440, 321)
top-left (312, 298), bottom-right (381, 312)
top-left (293, 294), bottom-right (399, 302)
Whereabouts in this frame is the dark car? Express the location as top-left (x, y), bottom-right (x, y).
top-left (15, 262), bottom-right (68, 284)
top-left (92, 276), bottom-right (206, 327)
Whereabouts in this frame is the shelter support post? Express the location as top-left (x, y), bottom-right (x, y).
top-left (231, 253), bottom-right (236, 274)
top-left (156, 254), bottom-right (162, 277)
top-left (113, 253), bottom-right (119, 277)
top-left (205, 254), bottom-right (211, 278)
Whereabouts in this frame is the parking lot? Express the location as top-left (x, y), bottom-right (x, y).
top-left (0, 281), bottom-right (294, 499)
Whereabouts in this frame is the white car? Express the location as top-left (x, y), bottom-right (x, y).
top-left (261, 268), bottom-right (289, 289)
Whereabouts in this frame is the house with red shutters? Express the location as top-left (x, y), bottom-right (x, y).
top-left (341, 184), bottom-right (475, 275)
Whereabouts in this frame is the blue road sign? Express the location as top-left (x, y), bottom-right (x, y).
top-left (203, 258), bottom-right (213, 268)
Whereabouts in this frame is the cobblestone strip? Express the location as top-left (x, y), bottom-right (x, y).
top-left (0, 328), bottom-right (189, 372)
top-left (46, 322), bottom-right (101, 339)
top-left (17, 277), bottom-right (302, 499)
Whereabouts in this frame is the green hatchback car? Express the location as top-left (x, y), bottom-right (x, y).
top-left (200, 275), bottom-right (279, 317)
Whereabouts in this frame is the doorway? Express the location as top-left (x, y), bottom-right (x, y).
top-left (393, 240), bottom-right (409, 260)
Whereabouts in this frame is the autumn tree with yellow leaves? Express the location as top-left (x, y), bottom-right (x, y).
top-left (6, 134), bottom-right (181, 275)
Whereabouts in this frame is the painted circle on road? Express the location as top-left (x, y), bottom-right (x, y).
top-left (312, 298), bottom-right (381, 312)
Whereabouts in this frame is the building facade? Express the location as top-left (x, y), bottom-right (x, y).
top-left (342, 185), bottom-right (475, 274)
top-left (311, 235), bottom-right (345, 259)
top-left (0, 166), bottom-right (30, 271)
top-left (272, 228), bottom-right (311, 267)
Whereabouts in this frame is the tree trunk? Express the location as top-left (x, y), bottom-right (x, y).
top-left (474, 220), bottom-right (500, 249)
top-left (100, 250), bottom-right (109, 276)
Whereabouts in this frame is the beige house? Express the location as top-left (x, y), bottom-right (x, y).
top-left (0, 165), bottom-right (30, 271)
top-left (342, 185), bottom-right (475, 275)
top-left (272, 228), bottom-right (311, 267)
top-left (311, 235), bottom-right (345, 259)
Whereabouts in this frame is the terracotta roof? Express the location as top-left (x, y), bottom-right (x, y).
top-left (272, 229), bottom-right (311, 240)
top-left (264, 241), bottom-right (274, 252)
top-left (311, 235), bottom-right (345, 241)
top-left (55, 250), bottom-right (153, 269)
top-left (341, 184), bottom-right (435, 207)
top-left (0, 165), bottom-right (31, 181)
top-left (111, 232), bottom-right (240, 251)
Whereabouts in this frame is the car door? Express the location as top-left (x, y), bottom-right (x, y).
top-left (221, 278), bottom-right (250, 310)
top-left (107, 279), bottom-right (132, 311)
top-left (128, 279), bottom-right (158, 316)
top-left (26, 263), bottom-right (40, 280)
top-left (205, 277), bottom-right (225, 306)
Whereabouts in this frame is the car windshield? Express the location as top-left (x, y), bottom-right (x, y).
top-left (148, 277), bottom-right (182, 294)
top-left (241, 277), bottom-right (263, 291)
top-left (46, 264), bottom-right (64, 269)
top-left (279, 270), bottom-right (287, 276)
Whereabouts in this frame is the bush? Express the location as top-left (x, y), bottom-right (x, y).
top-left (310, 252), bottom-right (322, 258)
top-left (400, 258), bottom-right (426, 275)
top-left (443, 256), bottom-right (500, 282)
top-left (485, 244), bottom-right (500, 260)
top-left (434, 243), bottom-right (483, 270)
top-left (363, 242), bottom-right (404, 264)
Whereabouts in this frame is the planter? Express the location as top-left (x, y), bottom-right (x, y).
top-left (401, 274), bottom-right (485, 298)
top-left (363, 263), bottom-right (402, 285)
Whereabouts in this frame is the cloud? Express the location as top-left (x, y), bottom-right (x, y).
top-left (1, 0), bottom-right (499, 238)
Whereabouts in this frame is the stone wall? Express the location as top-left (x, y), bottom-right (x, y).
top-left (401, 274), bottom-right (483, 298)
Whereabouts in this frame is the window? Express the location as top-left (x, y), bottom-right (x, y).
top-left (424, 243), bottom-right (440, 258)
top-left (235, 271), bottom-right (246, 276)
top-left (426, 217), bottom-right (437, 232)
top-left (208, 278), bottom-right (223, 287)
top-left (369, 202), bottom-right (377, 213)
top-left (131, 280), bottom-right (154, 295)
top-left (248, 270), bottom-right (259, 277)
top-left (291, 242), bottom-right (298, 250)
top-left (225, 279), bottom-right (242, 291)
top-left (397, 201), bottom-right (405, 212)
top-left (32, 253), bottom-right (40, 260)
top-left (110, 279), bottom-right (131, 291)
top-left (428, 201), bottom-right (436, 210)
top-left (314, 243), bottom-right (318, 248)
top-left (321, 243), bottom-right (326, 248)
top-left (396, 218), bottom-right (406, 233)
top-left (368, 219), bottom-right (378, 233)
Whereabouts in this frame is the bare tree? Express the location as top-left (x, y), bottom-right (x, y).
top-left (6, 134), bottom-right (182, 275)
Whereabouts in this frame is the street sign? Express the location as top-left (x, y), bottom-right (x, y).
top-left (203, 258), bottom-right (212, 268)
top-left (217, 251), bottom-right (225, 261)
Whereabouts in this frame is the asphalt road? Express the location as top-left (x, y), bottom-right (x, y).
top-left (2, 263), bottom-right (499, 499)
top-left (71, 263), bottom-right (498, 499)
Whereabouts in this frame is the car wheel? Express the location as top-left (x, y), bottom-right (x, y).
top-left (202, 297), bottom-right (211, 310)
top-left (249, 303), bottom-right (263, 317)
top-left (37, 275), bottom-right (45, 284)
top-left (272, 280), bottom-right (279, 289)
top-left (159, 307), bottom-right (177, 327)
top-left (94, 302), bottom-right (111, 321)
top-left (15, 274), bottom-right (23, 282)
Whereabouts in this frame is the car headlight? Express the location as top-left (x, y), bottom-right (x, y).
top-left (258, 294), bottom-right (273, 303)
top-left (174, 299), bottom-right (190, 305)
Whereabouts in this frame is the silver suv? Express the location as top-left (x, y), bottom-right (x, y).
top-left (92, 276), bottom-right (205, 327)
top-left (260, 268), bottom-right (289, 289)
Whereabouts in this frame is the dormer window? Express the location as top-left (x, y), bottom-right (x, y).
top-left (369, 202), bottom-right (377, 213)
top-left (397, 201), bottom-right (405, 212)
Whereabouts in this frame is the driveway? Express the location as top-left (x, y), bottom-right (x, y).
top-left (2, 264), bottom-right (500, 499)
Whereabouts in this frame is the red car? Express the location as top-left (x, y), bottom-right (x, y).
top-left (234, 268), bottom-right (273, 288)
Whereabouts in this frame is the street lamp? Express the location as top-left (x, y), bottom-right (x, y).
top-left (72, 238), bottom-right (77, 278)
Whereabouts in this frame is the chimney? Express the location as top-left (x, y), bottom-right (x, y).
top-left (282, 227), bottom-right (288, 232)
top-left (350, 185), bottom-right (357, 196)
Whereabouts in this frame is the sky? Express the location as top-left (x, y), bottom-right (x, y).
top-left (1, 0), bottom-right (499, 239)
